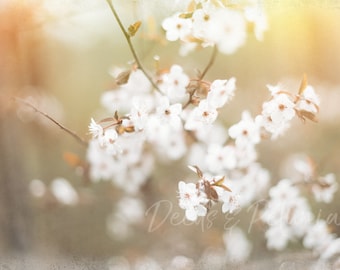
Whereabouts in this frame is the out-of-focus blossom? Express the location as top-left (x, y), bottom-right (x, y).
top-left (134, 256), bottom-right (162, 270)
top-left (223, 227), bottom-right (252, 263)
top-left (167, 255), bottom-right (195, 270)
top-left (50, 178), bottom-right (78, 205)
top-left (29, 179), bottom-right (46, 198)
top-left (312, 173), bottom-right (338, 203)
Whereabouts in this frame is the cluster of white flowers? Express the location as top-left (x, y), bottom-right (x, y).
top-left (261, 168), bottom-right (339, 260)
top-left (255, 81), bottom-right (320, 139)
top-left (261, 179), bottom-right (314, 250)
top-left (178, 166), bottom-right (238, 221)
top-left (23, 0), bottom-right (338, 265)
top-left (87, 66), bottom-right (239, 194)
top-left (162, 0), bottom-right (268, 55)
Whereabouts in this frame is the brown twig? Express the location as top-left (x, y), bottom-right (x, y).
top-left (105, 0), bottom-right (161, 93)
top-left (199, 45), bottom-right (218, 80)
top-left (183, 46), bottom-right (218, 109)
top-left (14, 97), bottom-right (88, 147)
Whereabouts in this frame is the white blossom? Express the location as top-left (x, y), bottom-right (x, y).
top-left (257, 92), bottom-right (296, 138)
top-left (296, 85), bottom-right (320, 114)
top-left (228, 111), bottom-right (261, 147)
top-left (184, 100), bottom-right (218, 130)
top-left (88, 118), bottom-right (103, 138)
top-left (178, 181), bottom-right (208, 221)
top-left (162, 13), bottom-right (192, 41)
top-left (159, 65), bottom-right (189, 103)
top-left (155, 96), bottom-right (183, 130)
top-left (207, 78), bottom-right (236, 108)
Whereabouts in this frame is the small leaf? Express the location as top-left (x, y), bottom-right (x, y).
top-left (212, 176), bottom-right (232, 192)
top-left (213, 176), bottom-right (225, 186)
top-left (115, 70), bottom-right (131, 85)
top-left (188, 165), bottom-right (203, 178)
top-left (298, 73), bottom-right (308, 95)
top-left (124, 125), bottom-right (135, 133)
top-left (296, 110), bottom-right (318, 123)
top-left (179, 12), bottom-right (193, 19)
top-left (128, 21), bottom-right (142, 37)
top-left (114, 111), bottom-right (119, 121)
top-left (63, 152), bottom-right (82, 167)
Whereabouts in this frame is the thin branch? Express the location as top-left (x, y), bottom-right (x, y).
top-left (14, 97), bottom-right (88, 147)
top-left (183, 46), bottom-right (218, 109)
top-left (105, 0), bottom-right (161, 92)
top-left (199, 45), bottom-right (218, 80)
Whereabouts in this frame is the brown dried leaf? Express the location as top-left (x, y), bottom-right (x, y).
top-left (63, 151), bottom-right (83, 167)
top-left (296, 110), bottom-right (318, 123)
top-left (298, 73), bottom-right (308, 96)
top-left (179, 12), bottom-right (193, 19)
top-left (128, 21), bottom-right (142, 37)
top-left (115, 70), bottom-right (131, 85)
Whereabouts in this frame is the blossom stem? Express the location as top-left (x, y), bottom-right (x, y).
top-left (14, 97), bottom-right (88, 147)
top-left (183, 46), bottom-right (217, 109)
top-left (105, 0), bottom-right (161, 92)
top-left (199, 45), bottom-right (217, 80)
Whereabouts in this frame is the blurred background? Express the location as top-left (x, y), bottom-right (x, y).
top-left (0, 0), bottom-right (339, 268)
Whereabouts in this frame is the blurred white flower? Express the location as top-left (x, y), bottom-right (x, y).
top-left (167, 255), bottom-right (195, 270)
top-left (134, 256), bottom-right (162, 270)
top-left (29, 179), bottom-right (46, 198)
top-left (265, 224), bottom-right (291, 250)
top-left (206, 144), bottom-right (237, 173)
top-left (312, 173), bottom-right (338, 203)
top-left (303, 220), bottom-right (334, 251)
top-left (223, 227), bottom-right (252, 263)
top-left (320, 238), bottom-right (340, 260)
top-left (101, 69), bottom-right (152, 113)
top-left (244, 6), bottom-right (268, 41)
top-left (50, 178), bottom-right (78, 205)
top-left (204, 9), bottom-right (247, 54)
